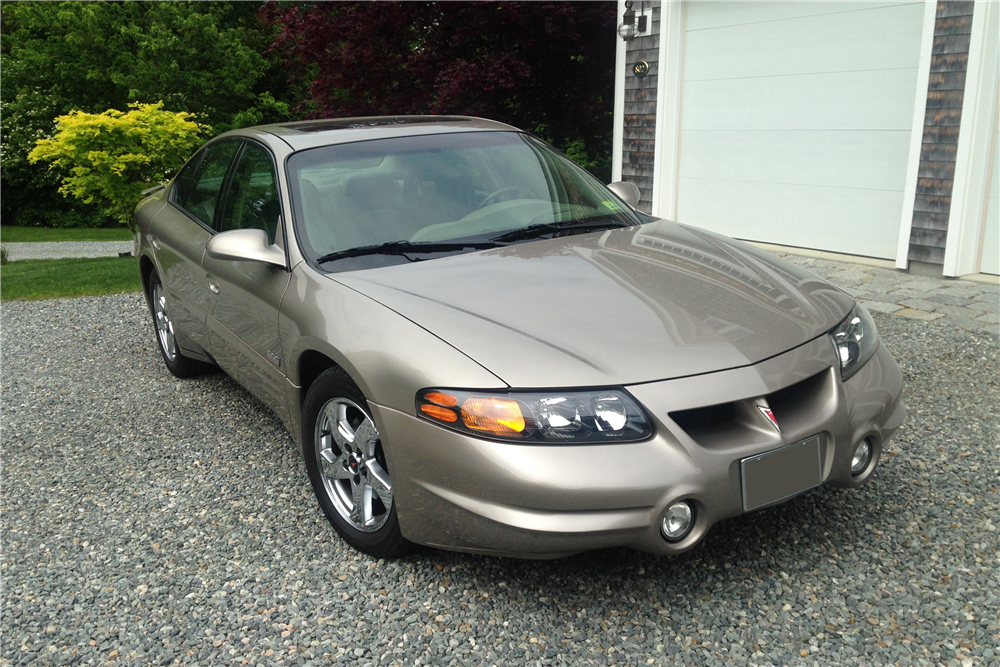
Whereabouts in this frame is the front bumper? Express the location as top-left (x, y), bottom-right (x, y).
top-left (371, 335), bottom-right (905, 558)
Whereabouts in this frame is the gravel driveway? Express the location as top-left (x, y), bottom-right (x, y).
top-left (2, 293), bottom-right (998, 667)
top-left (1, 241), bottom-right (135, 261)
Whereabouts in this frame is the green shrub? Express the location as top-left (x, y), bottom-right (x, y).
top-left (28, 102), bottom-right (205, 228)
top-left (560, 138), bottom-right (612, 185)
top-left (9, 201), bottom-right (115, 229)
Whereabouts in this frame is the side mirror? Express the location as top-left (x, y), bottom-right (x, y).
top-left (607, 181), bottom-right (641, 208)
top-left (206, 229), bottom-right (286, 269)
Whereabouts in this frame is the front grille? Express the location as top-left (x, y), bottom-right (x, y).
top-left (669, 402), bottom-right (737, 434)
top-left (768, 370), bottom-right (828, 424)
top-left (668, 368), bottom-right (832, 449)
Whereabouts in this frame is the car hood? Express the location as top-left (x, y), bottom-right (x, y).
top-left (332, 220), bottom-right (853, 388)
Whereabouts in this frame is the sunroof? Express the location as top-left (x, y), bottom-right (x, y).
top-left (285, 117), bottom-right (473, 133)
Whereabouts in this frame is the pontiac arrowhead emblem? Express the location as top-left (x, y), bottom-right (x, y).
top-left (758, 405), bottom-right (780, 433)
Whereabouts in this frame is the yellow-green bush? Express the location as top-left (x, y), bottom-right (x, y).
top-left (28, 102), bottom-right (206, 227)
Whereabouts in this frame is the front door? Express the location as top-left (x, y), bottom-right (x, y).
top-left (152, 140), bottom-right (241, 355)
top-left (201, 141), bottom-right (292, 420)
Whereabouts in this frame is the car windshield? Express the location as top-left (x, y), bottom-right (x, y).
top-left (287, 131), bottom-right (641, 268)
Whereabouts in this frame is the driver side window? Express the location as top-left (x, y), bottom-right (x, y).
top-left (220, 144), bottom-right (280, 244)
top-left (173, 141), bottom-right (240, 227)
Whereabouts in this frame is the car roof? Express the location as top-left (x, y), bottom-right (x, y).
top-left (220, 116), bottom-right (520, 152)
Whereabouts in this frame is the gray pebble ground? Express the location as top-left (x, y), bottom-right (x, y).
top-left (2, 280), bottom-right (999, 666)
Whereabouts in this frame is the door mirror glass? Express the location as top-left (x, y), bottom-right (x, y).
top-left (206, 228), bottom-right (286, 268)
top-left (607, 181), bottom-right (641, 208)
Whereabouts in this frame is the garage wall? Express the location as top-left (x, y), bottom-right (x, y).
top-left (620, 3), bottom-right (661, 213)
top-left (907, 1), bottom-right (976, 266)
top-left (941, 0), bottom-right (1000, 277)
top-left (671, 2), bottom-right (927, 259)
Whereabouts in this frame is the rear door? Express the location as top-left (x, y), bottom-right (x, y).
top-left (151, 140), bottom-right (240, 354)
top-left (201, 140), bottom-right (292, 419)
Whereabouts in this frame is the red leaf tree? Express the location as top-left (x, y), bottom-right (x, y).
top-left (261, 1), bottom-right (616, 178)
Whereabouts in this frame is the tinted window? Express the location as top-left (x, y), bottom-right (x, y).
top-left (220, 144), bottom-right (280, 244)
top-left (173, 141), bottom-right (240, 226)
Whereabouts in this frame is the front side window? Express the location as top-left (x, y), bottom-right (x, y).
top-left (220, 143), bottom-right (280, 244)
top-left (173, 141), bottom-right (240, 227)
top-left (287, 131), bottom-right (641, 268)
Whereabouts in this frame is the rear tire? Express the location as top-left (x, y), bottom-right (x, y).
top-left (302, 368), bottom-right (413, 558)
top-left (147, 269), bottom-right (210, 378)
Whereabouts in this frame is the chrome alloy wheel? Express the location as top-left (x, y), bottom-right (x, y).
top-left (152, 282), bottom-right (177, 361)
top-left (315, 397), bottom-right (393, 532)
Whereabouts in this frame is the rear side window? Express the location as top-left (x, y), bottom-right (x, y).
top-left (173, 141), bottom-right (240, 227)
top-left (220, 143), bottom-right (280, 244)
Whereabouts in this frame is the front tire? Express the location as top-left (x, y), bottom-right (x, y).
top-left (302, 368), bottom-right (412, 558)
top-left (146, 269), bottom-right (209, 378)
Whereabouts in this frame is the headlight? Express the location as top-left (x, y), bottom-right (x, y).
top-left (829, 303), bottom-right (878, 380)
top-left (416, 388), bottom-right (652, 444)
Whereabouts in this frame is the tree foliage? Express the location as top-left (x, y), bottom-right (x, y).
top-left (1, 1), bottom-right (288, 130)
top-left (1, 1), bottom-right (618, 228)
top-left (261, 1), bottom-right (616, 180)
top-left (28, 103), bottom-right (205, 227)
top-left (1, 1), bottom-right (297, 226)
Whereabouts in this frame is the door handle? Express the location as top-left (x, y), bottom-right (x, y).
top-left (207, 275), bottom-right (220, 295)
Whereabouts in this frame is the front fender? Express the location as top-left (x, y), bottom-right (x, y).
top-left (280, 263), bottom-right (507, 416)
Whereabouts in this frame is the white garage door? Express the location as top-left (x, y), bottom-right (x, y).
top-left (673, 2), bottom-right (926, 259)
top-left (980, 115), bottom-right (999, 275)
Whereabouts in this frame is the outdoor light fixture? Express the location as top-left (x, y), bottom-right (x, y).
top-left (618, 0), bottom-right (647, 41)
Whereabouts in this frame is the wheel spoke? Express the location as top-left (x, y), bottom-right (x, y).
top-left (354, 420), bottom-right (378, 456)
top-left (335, 402), bottom-right (357, 446)
top-left (337, 419), bottom-right (354, 445)
top-left (362, 485), bottom-right (373, 525)
top-left (349, 479), bottom-right (371, 525)
top-left (367, 460), bottom-right (393, 509)
top-left (323, 405), bottom-right (350, 450)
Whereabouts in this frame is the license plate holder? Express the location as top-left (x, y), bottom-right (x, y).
top-left (741, 435), bottom-right (823, 511)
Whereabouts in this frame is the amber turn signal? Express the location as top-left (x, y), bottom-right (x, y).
top-left (423, 391), bottom-right (458, 407)
top-left (461, 397), bottom-right (526, 436)
top-left (420, 403), bottom-right (458, 423)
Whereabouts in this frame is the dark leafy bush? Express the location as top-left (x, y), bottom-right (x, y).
top-left (7, 201), bottom-right (114, 229)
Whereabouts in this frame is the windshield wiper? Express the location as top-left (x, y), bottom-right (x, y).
top-left (316, 217), bottom-right (630, 263)
top-left (489, 217), bottom-right (629, 243)
top-left (315, 240), bottom-right (501, 264)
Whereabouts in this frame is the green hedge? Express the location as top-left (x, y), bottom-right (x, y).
top-left (5, 201), bottom-right (117, 229)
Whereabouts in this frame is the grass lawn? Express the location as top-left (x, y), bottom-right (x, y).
top-left (0, 226), bottom-right (133, 243)
top-left (1, 256), bottom-right (141, 301)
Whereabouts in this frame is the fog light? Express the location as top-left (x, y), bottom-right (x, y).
top-left (661, 501), bottom-right (694, 541)
top-left (851, 440), bottom-right (872, 475)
